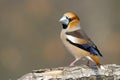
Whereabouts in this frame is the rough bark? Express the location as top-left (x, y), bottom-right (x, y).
top-left (18, 64), bottom-right (120, 80)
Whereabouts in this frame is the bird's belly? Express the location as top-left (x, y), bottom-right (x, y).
top-left (63, 40), bottom-right (90, 59)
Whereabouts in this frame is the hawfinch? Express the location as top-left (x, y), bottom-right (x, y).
top-left (59, 12), bottom-right (104, 69)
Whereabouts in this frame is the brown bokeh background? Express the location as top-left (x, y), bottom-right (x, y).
top-left (0, 0), bottom-right (120, 80)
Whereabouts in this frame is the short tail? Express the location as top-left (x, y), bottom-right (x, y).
top-left (89, 55), bottom-right (105, 69)
top-left (97, 63), bottom-right (105, 70)
top-left (100, 65), bottom-right (105, 70)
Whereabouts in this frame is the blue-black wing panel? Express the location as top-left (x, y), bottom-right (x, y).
top-left (66, 38), bottom-right (103, 57)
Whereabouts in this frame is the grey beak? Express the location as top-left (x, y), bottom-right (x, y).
top-left (59, 16), bottom-right (69, 25)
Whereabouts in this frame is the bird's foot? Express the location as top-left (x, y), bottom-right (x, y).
top-left (87, 61), bottom-right (90, 67)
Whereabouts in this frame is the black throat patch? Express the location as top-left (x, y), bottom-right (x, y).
top-left (62, 24), bottom-right (68, 29)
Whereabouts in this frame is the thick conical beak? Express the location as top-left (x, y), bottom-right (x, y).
top-left (59, 16), bottom-right (69, 25)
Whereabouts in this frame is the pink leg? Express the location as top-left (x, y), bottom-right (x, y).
top-left (69, 58), bottom-right (79, 66)
top-left (87, 60), bottom-right (90, 66)
top-left (87, 60), bottom-right (91, 67)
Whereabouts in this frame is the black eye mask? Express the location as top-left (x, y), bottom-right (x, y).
top-left (62, 24), bottom-right (68, 29)
top-left (68, 18), bottom-right (74, 22)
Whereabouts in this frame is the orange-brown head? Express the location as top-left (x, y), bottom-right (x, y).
top-left (59, 12), bottom-right (80, 32)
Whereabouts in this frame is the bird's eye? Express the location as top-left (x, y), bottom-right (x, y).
top-left (68, 18), bottom-right (74, 22)
top-left (66, 16), bottom-right (74, 22)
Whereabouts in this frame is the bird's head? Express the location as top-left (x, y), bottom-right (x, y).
top-left (59, 12), bottom-right (80, 32)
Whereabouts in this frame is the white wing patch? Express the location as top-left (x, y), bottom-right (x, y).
top-left (66, 35), bottom-right (78, 43)
top-left (86, 56), bottom-right (94, 62)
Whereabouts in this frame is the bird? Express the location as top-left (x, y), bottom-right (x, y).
top-left (59, 12), bottom-right (104, 69)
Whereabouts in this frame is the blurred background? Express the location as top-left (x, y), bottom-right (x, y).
top-left (0, 0), bottom-right (120, 80)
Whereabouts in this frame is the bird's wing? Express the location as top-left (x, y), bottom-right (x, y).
top-left (66, 29), bottom-right (103, 57)
top-left (66, 29), bottom-right (93, 44)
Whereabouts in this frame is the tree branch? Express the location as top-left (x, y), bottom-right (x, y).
top-left (18, 64), bottom-right (120, 80)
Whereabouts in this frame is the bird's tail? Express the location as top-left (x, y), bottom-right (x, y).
top-left (89, 55), bottom-right (105, 69)
top-left (100, 65), bottom-right (105, 70)
top-left (97, 63), bottom-right (105, 70)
